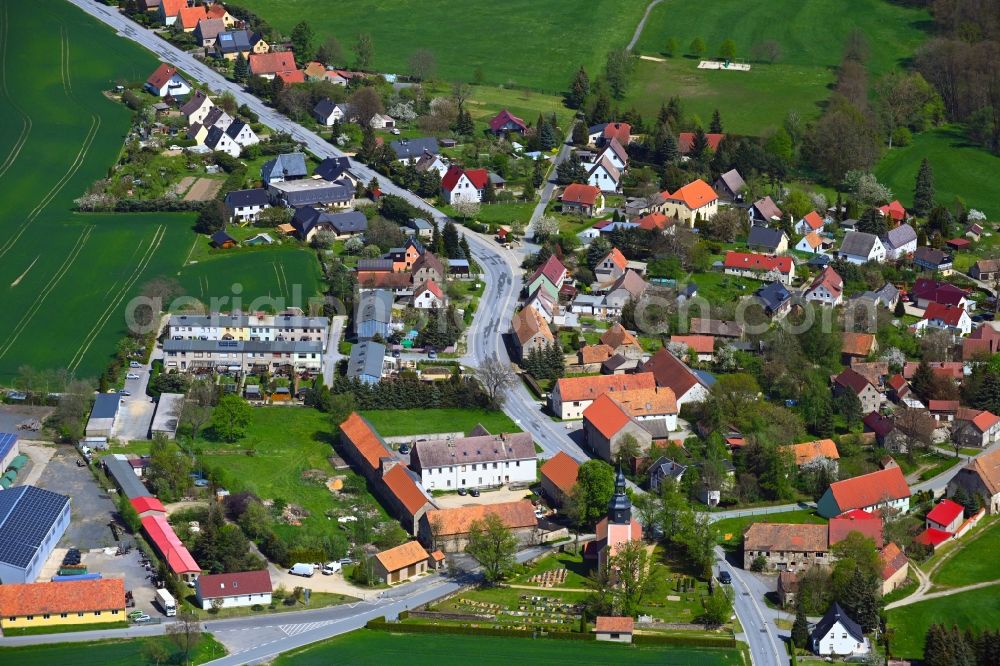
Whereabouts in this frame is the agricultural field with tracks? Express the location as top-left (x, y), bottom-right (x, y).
top-left (0, 1), bottom-right (321, 383)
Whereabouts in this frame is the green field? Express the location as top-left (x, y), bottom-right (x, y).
top-left (875, 125), bottom-right (1000, 219)
top-left (932, 519), bottom-right (1000, 588)
top-left (0, 635), bottom-right (225, 665)
top-left (274, 629), bottom-right (743, 665)
top-left (627, 0), bottom-right (930, 132)
top-left (358, 408), bottom-right (520, 437)
top-left (197, 407), bottom-right (378, 544)
top-left (238, 0), bottom-right (651, 92)
top-left (0, 0), bottom-right (321, 384)
top-left (887, 585), bottom-right (1000, 659)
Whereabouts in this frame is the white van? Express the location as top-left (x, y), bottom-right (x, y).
top-left (321, 561), bottom-right (342, 575)
top-left (289, 563), bottom-right (314, 577)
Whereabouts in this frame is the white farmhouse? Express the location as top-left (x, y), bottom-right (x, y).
top-left (195, 570), bottom-right (272, 610)
top-left (409, 431), bottom-right (536, 490)
top-left (811, 604), bottom-right (870, 657)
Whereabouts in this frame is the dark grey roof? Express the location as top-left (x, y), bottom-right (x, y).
top-left (389, 137), bottom-right (439, 160)
top-left (808, 254), bottom-right (831, 267)
top-left (225, 188), bottom-right (269, 208)
top-left (747, 226), bottom-right (786, 251)
top-left (408, 218), bottom-right (432, 230)
top-left (347, 341), bottom-right (386, 382)
top-left (840, 231), bottom-right (879, 258)
top-left (811, 603), bottom-right (865, 645)
top-left (0, 485), bottom-right (70, 568)
top-left (102, 456), bottom-right (151, 500)
top-left (755, 281), bottom-right (791, 313)
top-left (651, 457), bottom-right (687, 481)
top-left (211, 230), bottom-right (236, 245)
top-left (91, 393), bottom-right (121, 420)
top-left (163, 339), bottom-right (322, 353)
top-left (225, 119), bottom-right (250, 140)
top-left (313, 98), bottom-right (336, 119)
top-left (914, 246), bottom-right (951, 266)
top-left (204, 125), bottom-right (227, 149)
top-left (882, 223), bottom-right (917, 250)
top-left (412, 432), bottom-right (534, 468)
top-left (356, 290), bottom-right (394, 325)
top-left (216, 30), bottom-right (251, 54)
top-left (262, 152), bottom-right (308, 182)
top-left (270, 179), bottom-right (353, 207)
top-left (203, 107), bottom-right (226, 128)
top-left (328, 211), bottom-right (367, 234)
top-left (315, 156), bottom-right (352, 181)
top-left (357, 258), bottom-right (394, 271)
top-left (168, 313), bottom-right (327, 329)
top-left (180, 90), bottom-right (210, 116)
top-left (716, 168), bottom-right (746, 194)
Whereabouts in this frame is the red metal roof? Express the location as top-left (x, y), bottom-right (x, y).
top-left (926, 499), bottom-right (964, 527)
top-left (488, 109), bottom-right (527, 132)
top-left (915, 527), bottom-right (953, 547)
top-left (197, 570), bottom-right (272, 599)
top-left (923, 302), bottom-right (967, 326)
top-left (723, 251), bottom-right (793, 275)
top-left (441, 165), bottom-right (489, 192)
top-left (130, 496), bottom-right (166, 514)
top-left (146, 63), bottom-right (179, 89)
top-left (141, 515), bottom-right (200, 575)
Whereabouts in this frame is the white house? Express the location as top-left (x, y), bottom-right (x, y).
top-left (441, 166), bottom-right (487, 204)
top-left (839, 231), bottom-right (886, 264)
top-left (794, 210), bottom-right (825, 236)
top-left (225, 120), bottom-right (259, 147)
top-left (409, 432), bottom-right (537, 490)
top-left (810, 604), bottom-right (870, 657)
top-left (917, 302), bottom-right (973, 337)
top-left (881, 224), bottom-right (918, 260)
top-left (795, 232), bottom-right (825, 255)
top-left (144, 64), bottom-right (191, 98)
top-left (414, 153), bottom-right (449, 178)
top-left (195, 570), bottom-right (272, 610)
top-left (312, 99), bottom-right (352, 126)
top-left (412, 280), bottom-right (445, 309)
top-left (224, 188), bottom-right (269, 223)
top-left (180, 91), bottom-right (214, 127)
top-left (369, 113), bottom-right (396, 129)
top-left (586, 157), bottom-right (621, 193)
top-left (204, 126), bottom-right (241, 158)
top-left (803, 266), bottom-right (843, 306)
top-left (595, 138), bottom-right (628, 171)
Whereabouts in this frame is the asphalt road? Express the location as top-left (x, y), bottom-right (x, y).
top-left (59, 2), bottom-right (771, 662)
top-left (715, 548), bottom-right (789, 666)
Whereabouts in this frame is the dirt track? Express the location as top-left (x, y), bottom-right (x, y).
top-left (183, 177), bottom-right (223, 201)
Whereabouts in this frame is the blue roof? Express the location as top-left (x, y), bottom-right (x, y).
top-left (755, 281), bottom-right (791, 312)
top-left (0, 485), bottom-right (70, 569)
top-left (91, 393), bottom-right (121, 419)
top-left (0, 433), bottom-right (16, 464)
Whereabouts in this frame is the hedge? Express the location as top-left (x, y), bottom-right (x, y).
top-left (632, 633), bottom-right (737, 648)
top-left (365, 618), bottom-right (594, 641)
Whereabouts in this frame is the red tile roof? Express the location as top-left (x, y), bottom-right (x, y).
top-left (667, 179), bottom-right (718, 210)
top-left (555, 372), bottom-right (655, 403)
top-left (744, 523), bottom-right (828, 552)
top-left (972, 410), bottom-right (1000, 432)
top-left (723, 251), bottom-right (794, 275)
top-left (130, 496), bottom-right (166, 514)
top-left (146, 63), bottom-right (179, 89)
top-left (382, 464), bottom-right (431, 518)
top-left (880, 542), bottom-right (908, 580)
top-left (670, 335), bottom-right (715, 354)
top-left (641, 348), bottom-right (704, 398)
top-left (276, 69), bottom-right (305, 85)
top-left (339, 412), bottom-right (391, 471)
top-left (177, 5), bottom-right (208, 29)
top-left (677, 132), bottom-right (725, 153)
top-left (888, 374), bottom-right (908, 392)
top-left (807, 266), bottom-right (843, 300)
top-left (540, 451), bottom-right (580, 495)
top-left (842, 332), bottom-right (876, 357)
top-left (600, 322), bottom-right (639, 349)
top-left (879, 200), bottom-right (906, 221)
top-left (424, 501), bottom-right (537, 536)
top-left (834, 368), bottom-right (873, 395)
top-left (923, 302), bottom-right (967, 326)
top-left (489, 109), bottom-right (527, 133)
top-left (603, 247), bottom-right (628, 271)
top-left (926, 499), bottom-right (964, 527)
top-left (197, 570), bottom-right (272, 599)
top-left (374, 540), bottom-right (429, 572)
top-left (416, 279), bottom-right (444, 299)
top-left (790, 439), bottom-right (840, 466)
top-left (0, 579), bottom-right (125, 617)
top-left (928, 400), bottom-right (960, 413)
top-left (560, 183), bottom-right (601, 207)
top-left (441, 165), bottom-right (488, 192)
top-left (801, 210), bottom-right (824, 230)
top-left (829, 512), bottom-right (883, 547)
top-left (826, 467), bottom-right (910, 512)
top-left (583, 393), bottom-right (633, 439)
top-left (912, 279), bottom-right (968, 306)
top-left (601, 122), bottom-right (631, 144)
top-left (863, 412), bottom-right (894, 438)
top-left (160, 0), bottom-right (186, 17)
top-left (915, 527), bottom-right (953, 547)
top-left (636, 212), bottom-right (669, 230)
top-left (249, 52), bottom-right (297, 76)
top-left (141, 515), bottom-right (200, 575)
top-left (595, 616), bottom-right (634, 633)
top-left (528, 255), bottom-right (567, 289)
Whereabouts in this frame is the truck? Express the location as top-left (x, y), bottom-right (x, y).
top-left (289, 562), bottom-right (314, 577)
top-left (155, 588), bottom-right (177, 616)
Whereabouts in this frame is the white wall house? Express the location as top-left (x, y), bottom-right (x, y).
top-left (195, 571), bottom-right (272, 610)
top-left (811, 604), bottom-right (871, 657)
top-left (226, 120), bottom-right (260, 147)
top-left (410, 433), bottom-right (537, 490)
top-left (587, 158), bottom-right (621, 193)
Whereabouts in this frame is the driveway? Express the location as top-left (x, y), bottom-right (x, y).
top-left (433, 485), bottom-right (534, 509)
top-left (31, 447), bottom-right (119, 550)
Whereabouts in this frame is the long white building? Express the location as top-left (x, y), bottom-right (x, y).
top-left (168, 312), bottom-right (328, 347)
top-left (409, 431), bottom-right (536, 490)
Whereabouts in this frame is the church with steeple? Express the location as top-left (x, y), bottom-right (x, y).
top-left (594, 468), bottom-right (642, 571)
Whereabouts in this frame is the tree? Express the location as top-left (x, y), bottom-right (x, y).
top-left (604, 48), bottom-right (633, 99)
top-left (555, 153), bottom-right (587, 185)
top-left (608, 540), bottom-right (651, 616)
top-left (317, 36), bottom-right (344, 66)
top-left (664, 37), bottom-right (677, 57)
top-left (194, 201), bottom-right (225, 235)
top-left (614, 433), bottom-right (642, 469)
top-left (142, 640), bottom-right (171, 666)
top-left (348, 86), bottom-right (384, 127)
top-left (233, 53), bottom-right (249, 83)
top-left (719, 38), bottom-right (736, 61)
top-left (831, 532), bottom-right (883, 632)
top-left (465, 512), bottom-right (518, 583)
top-left (567, 66), bottom-right (590, 109)
top-left (804, 95), bottom-right (882, 183)
top-left (354, 33), bottom-right (374, 70)
top-left (211, 394), bottom-right (252, 442)
top-left (792, 602), bottom-right (810, 648)
top-left (454, 108), bottom-right (474, 136)
top-left (750, 40), bottom-right (782, 63)
top-left (538, 116), bottom-right (556, 150)
top-left (569, 459), bottom-right (615, 526)
top-left (290, 21), bottom-right (314, 63)
top-left (689, 37), bottom-right (706, 58)
top-left (166, 612), bottom-right (202, 666)
top-left (709, 109), bottom-right (723, 134)
top-left (701, 586), bottom-right (732, 627)
top-left (474, 358), bottom-right (516, 408)
top-left (914, 157), bottom-right (935, 216)
top-left (408, 48), bottom-right (436, 81)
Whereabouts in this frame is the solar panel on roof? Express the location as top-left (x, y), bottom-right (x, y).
top-left (0, 433), bottom-right (16, 461)
top-left (0, 486), bottom-right (69, 569)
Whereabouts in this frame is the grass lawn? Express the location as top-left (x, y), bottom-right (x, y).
top-left (358, 408), bottom-right (520, 437)
top-left (0, 634), bottom-right (226, 665)
top-left (932, 518), bottom-right (1000, 587)
top-left (691, 272), bottom-right (761, 307)
top-left (439, 202), bottom-right (536, 227)
top-left (630, 0), bottom-right (929, 133)
top-left (237, 0), bottom-right (652, 92)
top-left (713, 510), bottom-right (827, 550)
top-left (510, 549), bottom-right (593, 589)
top-left (180, 590), bottom-right (354, 619)
top-left (0, 621), bottom-right (127, 636)
top-left (274, 629), bottom-right (744, 665)
top-left (916, 452), bottom-right (962, 482)
top-left (196, 407), bottom-right (380, 545)
top-left (887, 585), bottom-right (1000, 659)
top-left (875, 125), bottom-right (1000, 219)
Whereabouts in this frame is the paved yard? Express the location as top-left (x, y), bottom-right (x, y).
top-left (0, 404), bottom-right (53, 440)
top-left (434, 485), bottom-right (534, 509)
top-left (32, 448), bottom-right (119, 550)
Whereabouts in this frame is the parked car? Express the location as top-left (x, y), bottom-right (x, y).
top-left (126, 373), bottom-right (140, 380)
top-left (129, 361), bottom-right (142, 368)
top-left (427, 351), bottom-right (437, 359)
top-left (117, 389), bottom-right (130, 396)
top-left (457, 487), bottom-right (467, 496)
top-left (128, 610), bottom-right (145, 620)
top-left (718, 571), bottom-right (732, 585)
top-left (398, 444), bottom-right (411, 455)
top-left (338, 557), bottom-right (355, 565)
top-left (469, 488), bottom-right (480, 497)
top-left (132, 614), bottom-right (151, 623)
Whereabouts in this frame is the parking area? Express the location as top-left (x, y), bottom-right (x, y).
top-left (0, 404), bottom-right (53, 440)
top-left (434, 485), bottom-right (534, 509)
top-left (32, 447), bottom-right (119, 549)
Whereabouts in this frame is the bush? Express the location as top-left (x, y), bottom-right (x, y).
top-left (892, 126), bottom-right (912, 147)
top-left (750, 555), bottom-right (767, 572)
top-left (251, 604), bottom-right (264, 612)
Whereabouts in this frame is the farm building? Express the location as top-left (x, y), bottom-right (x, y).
top-left (0, 485), bottom-right (71, 584)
